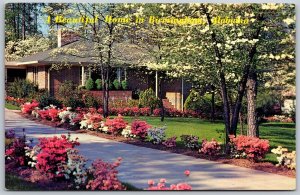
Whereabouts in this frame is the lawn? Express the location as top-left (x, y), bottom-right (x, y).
top-left (123, 116), bottom-right (296, 162)
top-left (5, 102), bottom-right (20, 110)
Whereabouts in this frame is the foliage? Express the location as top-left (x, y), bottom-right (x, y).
top-left (113, 79), bottom-right (121, 90)
top-left (184, 89), bottom-right (202, 111)
top-left (200, 139), bottom-right (221, 156)
top-left (85, 78), bottom-right (94, 90)
top-left (86, 158), bottom-right (125, 190)
top-left (80, 112), bottom-right (103, 130)
top-left (5, 137), bottom-right (29, 166)
top-left (5, 36), bottom-right (51, 61)
top-left (59, 148), bottom-right (88, 189)
top-left (147, 171), bottom-right (192, 190)
top-left (7, 79), bottom-right (38, 99)
top-left (95, 79), bottom-right (102, 90)
top-left (104, 115), bottom-right (128, 135)
top-left (180, 135), bottom-right (199, 150)
top-left (147, 126), bottom-right (166, 144)
top-left (21, 100), bottom-right (39, 114)
top-left (37, 94), bottom-right (61, 109)
top-left (139, 88), bottom-right (159, 111)
top-left (57, 81), bottom-right (80, 102)
top-left (121, 125), bottom-right (135, 138)
top-left (271, 146), bottom-right (296, 170)
top-left (229, 135), bottom-right (270, 161)
top-left (64, 97), bottom-right (85, 109)
top-left (121, 80), bottom-right (128, 90)
top-left (84, 95), bottom-right (99, 108)
top-left (162, 136), bottom-right (177, 148)
top-left (130, 120), bottom-right (151, 140)
top-left (35, 134), bottom-right (80, 179)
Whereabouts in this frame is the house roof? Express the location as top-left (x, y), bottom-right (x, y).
top-left (6, 40), bottom-right (155, 67)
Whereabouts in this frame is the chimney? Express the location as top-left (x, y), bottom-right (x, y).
top-left (57, 28), bottom-right (62, 48)
top-left (57, 28), bottom-right (80, 48)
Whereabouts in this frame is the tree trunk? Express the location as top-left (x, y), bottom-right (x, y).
top-left (239, 111), bottom-right (244, 135)
top-left (102, 68), bottom-right (109, 118)
top-left (22, 3), bottom-right (26, 40)
top-left (246, 69), bottom-right (259, 137)
top-left (211, 87), bottom-right (215, 122)
top-left (159, 74), bottom-right (165, 122)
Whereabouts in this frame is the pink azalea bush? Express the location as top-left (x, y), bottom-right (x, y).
top-left (21, 100), bottom-right (39, 114)
top-left (5, 137), bottom-right (29, 166)
top-left (105, 114), bottom-right (128, 135)
top-left (229, 135), bottom-right (270, 161)
top-left (200, 138), bottom-right (221, 156)
top-left (130, 120), bottom-right (151, 140)
top-left (36, 134), bottom-right (80, 179)
top-left (147, 170), bottom-right (192, 191)
top-left (162, 136), bottom-right (177, 148)
top-left (86, 158), bottom-right (125, 190)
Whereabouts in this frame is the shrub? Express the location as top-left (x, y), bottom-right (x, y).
top-left (121, 125), bottom-right (135, 138)
top-left (84, 95), bottom-right (99, 108)
top-left (121, 80), bottom-right (128, 90)
top-left (95, 79), bottom-right (102, 90)
top-left (86, 158), bottom-right (125, 190)
top-left (57, 80), bottom-right (80, 101)
top-left (147, 171), bottom-right (192, 190)
top-left (112, 79), bottom-right (120, 90)
top-left (180, 135), bottom-right (199, 150)
top-left (85, 78), bottom-right (94, 90)
top-left (64, 97), bottom-right (85, 109)
top-left (184, 89), bottom-right (202, 111)
top-left (162, 136), bottom-right (177, 148)
top-left (59, 149), bottom-right (88, 189)
top-left (147, 127), bottom-right (166, 144)
top-left (200, 139), bottom-right (221, 156)
top-left (80, 112), bottom-right (103, 130)
top-left (35, 134), bottom-right (80, 179)
top-left (130, 120), bottom-right (151, 140)
top-left (5, 137), bottom-right (29, 166)
top-left (271, 146), bottom-right (296, 170)
top-left (229, 135), bottom-right (270, 161)
top-left (37, 94), bottom-right (61, 108)
top-left (139, 88), bottom-right (159, 112)
top-left (104, 115), bottom-right (127, 135)
top-left (21, 100), bottom-right (39, 114)
top-left (7, 79), bottom-right (38, 98)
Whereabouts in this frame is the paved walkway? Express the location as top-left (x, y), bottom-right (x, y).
top-left (5, 109), bottom-right (296, 190)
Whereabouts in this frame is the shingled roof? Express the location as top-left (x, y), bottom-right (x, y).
top-left (6, 40), bottom-right (155, 67)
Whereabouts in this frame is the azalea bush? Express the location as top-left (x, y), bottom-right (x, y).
top-left (121, 125), bottom-right (135, 138)
top-left (86, 158), bottom-right (125, 190)
top-left (180, 135), bottom-right (200, 150)
top-left (5, 137), bottom-right (29, 166)
top-left (147, 127), bottom-right (166, 144)
top-left (104, 115), bottom-right (127, 135)
top-left (5, 95), bottom-right (25, 106)
top-left (147, 170), bottom-right (192, 190)
top-left (21, 100), bottom-right (39, 114)
top-left (36, 134), bottom-right (80, 179)
top-left (80, 112), bottom-right (103, 130)
top-left (131, 120), bottom-right (151, 140)
top-left (162, 136), bottom-right (177, 148)
top-left (229, 135), bottom-right (270, 161)
top-left (271, 146), bottom-right (296, 170)
top-left (200, 139), bottom-right (221, 156)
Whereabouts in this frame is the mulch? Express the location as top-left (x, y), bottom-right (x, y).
top-left (17, 113), bottom-right (296, 178)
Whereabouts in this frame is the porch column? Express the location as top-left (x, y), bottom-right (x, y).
top-left (81, 66), bottom-right (86, 86)
top-left (181, 77), bottom-right (184, 111)
top-left (47, 68), bottom-right (50, 91)
top-left (155, 70), bottom-right (158, 97)
top-left (124, 68), bottom-right (127, 80)
top-left (117, 67), bottom-right (121, 82)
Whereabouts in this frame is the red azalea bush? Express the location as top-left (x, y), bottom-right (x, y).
top-left (36, 134), bottom-right (80, 179)
top-left (86, 158), bottom-right (125, 190)
top-left (5, 96), bottom-right (25, 106)
top-left (21, 101), bottom-right (39, 114)
top-left (48, 108), bottom-right (59, 121)
top-left (162, 136), bottom-right (177, 148)
top-left (200, 138), bottom-right (221, 156)
top-left (5, 137), bottom-right (29, 166)
top-left (229, 135), bottom-right (270, 161)
top-left (105, 115), bottom-right (127, 135)
top-left (130, 120), bottom-right (151, 140)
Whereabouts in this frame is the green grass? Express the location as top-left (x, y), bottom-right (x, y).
top-left (5, 102), bottom-right (20, 110)
top-left (123, 116), bottom-right (296, 162)
top-left (5, 173), bottom-right (42, 191)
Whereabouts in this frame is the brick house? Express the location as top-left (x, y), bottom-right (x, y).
top-left (5, 30), bottom-right (192, 110)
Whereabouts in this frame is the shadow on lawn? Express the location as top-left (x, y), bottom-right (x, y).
top-left (260, 123), bottom-right (295, 129)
